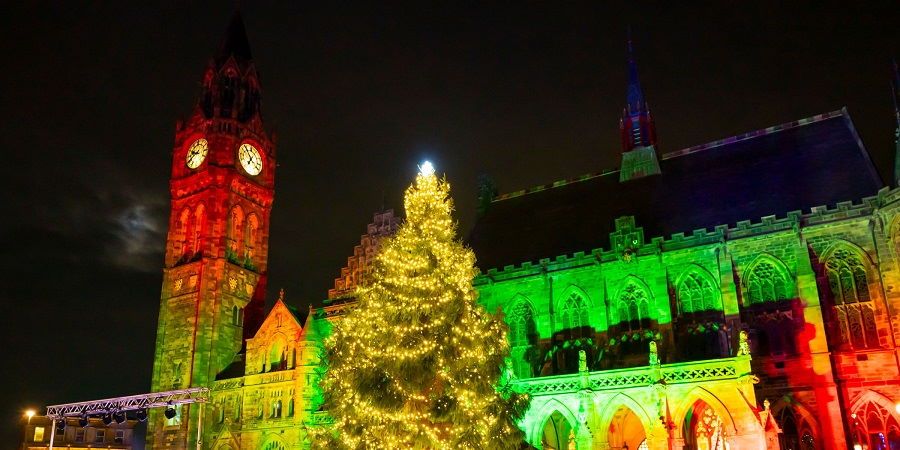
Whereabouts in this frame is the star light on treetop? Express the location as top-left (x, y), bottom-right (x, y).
top-left (418, 160), bottom-right (435, 177)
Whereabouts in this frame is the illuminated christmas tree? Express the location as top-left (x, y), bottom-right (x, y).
top-left (315, 162), bottom-right (529, 449)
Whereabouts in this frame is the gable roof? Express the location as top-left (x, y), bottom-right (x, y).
top-left (468, 109), bottom-right (882, 270)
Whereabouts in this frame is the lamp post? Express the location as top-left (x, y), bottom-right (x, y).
top-left (22, 410), bottom-right (36, 450)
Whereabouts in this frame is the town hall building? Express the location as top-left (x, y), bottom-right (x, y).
top-left (146, 12), bottom-right (900, 450)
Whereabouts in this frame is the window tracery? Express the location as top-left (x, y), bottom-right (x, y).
top-left (617, 282), bottom-right (651, 331)
top-left (507, 301), bottom-right (536, 378)
top-left (677, 271), bottom-right (719, 314)
top-left (559, 292), bottom-right (589, 332)
top-left (747, 260), bottom-right (790, 304)
top-left (825, 247), bottom-right (878, 349)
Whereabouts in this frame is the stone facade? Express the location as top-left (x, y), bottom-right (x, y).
top-left (145, 13), bottom-right (900, 450)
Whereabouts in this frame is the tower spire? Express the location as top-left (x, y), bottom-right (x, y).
top-left (197, 10), bottom-right (261, 123)
top-left (626, 25), bottom-right (645, 115)
top-left (618, 27), bottom-right (661, 182)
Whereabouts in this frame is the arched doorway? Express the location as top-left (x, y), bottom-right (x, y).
top-left (850, 400), bottom-right (900, 450)
top-left (607, 405), bottom-right (646, 450)
top-left (542, 411), bottom-right (575, 450)
top-left (683, 400), bottom-right (726, 450)
top-left (775, 406), bottom-right (818, 450)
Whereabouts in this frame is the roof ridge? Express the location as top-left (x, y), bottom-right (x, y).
top-left (491, 109), bottom-right (847, 203)
top-left (660, 109), bottom-right (845, 160)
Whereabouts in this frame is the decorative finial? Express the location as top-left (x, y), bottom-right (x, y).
top-left (418, 160), bottom-right (435, 177)
top-left (649, 340), bottom-right (659, 366)
top-left (278, 288), bottom-right (285, 303)
top-left (763, 399), bottom-right (771, 411)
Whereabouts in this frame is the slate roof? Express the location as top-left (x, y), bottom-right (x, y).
top-left (467, 109), bottom-right (883, 271)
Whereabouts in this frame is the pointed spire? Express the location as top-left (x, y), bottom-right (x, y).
top-left (626, 25), bottom-right (645, 113)
top-left (196, 10), bottom-right (261, 122)
top-left (215, 10), bottom-right (253, 67)
top-left (618, 27), bottom-right (660, 182)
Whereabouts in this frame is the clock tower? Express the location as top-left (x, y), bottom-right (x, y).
top-left (148, 11), bottom-right (275, 448)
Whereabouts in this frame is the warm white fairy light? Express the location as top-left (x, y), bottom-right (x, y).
top-left (312, 166), bottom-right (528, 449)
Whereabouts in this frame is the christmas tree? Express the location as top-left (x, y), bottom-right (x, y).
top-left (315, 162), bottom-right (528, 449)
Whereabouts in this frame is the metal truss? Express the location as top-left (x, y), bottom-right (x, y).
top-left (45, 387), bottom-right (210, 418)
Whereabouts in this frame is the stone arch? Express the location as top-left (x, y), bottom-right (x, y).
top-left (672, 386), bottom-right (738, 437)
top-left (675, 264), bottom-right (722, 314)
top-left (848, 390), bottom-right (900, 420)
top-left (558, 284), bottom-right (593, 310)
top-left (612, 275), bottom-right (655, 331)
top-left (598, 392), bottom-right (653, 437)
top-left (531, 398), bottom-right (580, 448)
top-left (742, 253), bottom-right (793, 305)
top-left (848, 390), bottom-right (900, 449)
top-left (820, 239), bottom-right (877, 268)
top-left (771, 399), bottom-right (820, 449)
top-left (260, 434), bottom-right (286, 450)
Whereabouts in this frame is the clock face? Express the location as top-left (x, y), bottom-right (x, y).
top-left (185, 138), bottom-right (209, 169)
top-left (238, 143), bottom-right (263, 176)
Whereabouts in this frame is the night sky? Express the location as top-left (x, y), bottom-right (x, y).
top-left (0, 1), bottom-right (897, 444)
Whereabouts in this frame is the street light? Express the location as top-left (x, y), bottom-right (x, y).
top-left (24, 410), bottom-right (35, 424)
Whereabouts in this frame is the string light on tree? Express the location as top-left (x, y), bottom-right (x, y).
top-left (313, 162), bottom-right (529, 449)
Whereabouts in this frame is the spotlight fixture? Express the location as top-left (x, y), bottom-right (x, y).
top-left (135, 409), bottom-right (148, 422)
top-left (102, 413), bottom-right (113, 426)
top-left (79, 413), bottom-right (89, 428)
top-left (56, 418), bottom-right (66, 433)
top-left (113, 410), bottom-right (126, 424)
top-left (164, 402), bottom-right (177, 420)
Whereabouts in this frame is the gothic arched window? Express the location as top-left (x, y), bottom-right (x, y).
top-left (271, 400), bottom-right (282, 419)
top-left (558, 292), bottom-right (589, 332)
top-left (508, 302), bottom-right (536, 347)
top-left (227, 206), bottom-right (244, 259)
top-left (825, 248), bottom-right (879, 349)
top-left (617, 281), bottom-right (651, 331)
top-left (245, 214), bottom-right (259, 261)
top-left (507, 301), bottom-right (536, 378)
top-left (190, 204), bottom-right (205, 258)
top-left (176, 208), bottom-right (191, 260)
top-left (678, 271), bottom-right (719, 314)
top-left (746, 261), bottom-right (791, 304)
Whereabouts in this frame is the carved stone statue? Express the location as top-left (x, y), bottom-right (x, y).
top-left (649, 341), bottom-right (659, 366)
top-left (738, 330), bottom-right (751, 358)
top-left (578, 350), bottom-right (588, 373)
